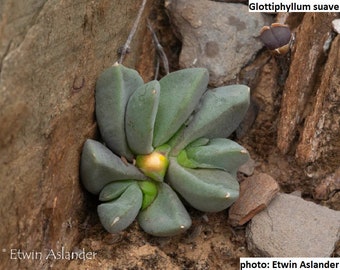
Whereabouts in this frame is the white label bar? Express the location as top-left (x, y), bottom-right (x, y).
top-left (249, 1), bottom-right (340, 12)
top-left (240, 257), bottom-right (340, 270)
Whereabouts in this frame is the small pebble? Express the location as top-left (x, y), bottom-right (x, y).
top-left (238, 157), bottom-right (256, 176)
top-left (332, 19), bottom-right (340, 34)
top-left (229, 173), bottom-right (279, 226)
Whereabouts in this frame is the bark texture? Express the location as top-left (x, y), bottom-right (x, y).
top-left (277, 13), bottom-right (340, 173)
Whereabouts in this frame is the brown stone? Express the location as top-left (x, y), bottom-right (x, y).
top-left (228, 173), bottom-right (280, 226)
top-left (0, 1), bottom-right (154, 269)
top-left (314, 168), bottom-right (340, 201)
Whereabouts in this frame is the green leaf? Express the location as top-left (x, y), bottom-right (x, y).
top-left (80, 139), bottom-right (147, 194)
top-left (138, 181), bottom-right (158, 210)
top-left (167, 158), bottom-right (239, 212)
top-left (97, 183), bottom-right (143, 234)
top-left (177, 150), bottom-right (198, 169)
top-left (169, 85), bottom-right (250, 155)
top-left (178, 138), bottom-right (250, 175)
top-left (186, 137), bottom-right (210, 148)
top-left (125, 80), bottom-right (160, 154)
top-left (96, 63), bottom-right (144, 160)
top-left (138, 183), bottom-right (192, 237)
top-left (99, 180), bottom-right (136, 202)
top-left (153, 68), bottom-right (209, 147)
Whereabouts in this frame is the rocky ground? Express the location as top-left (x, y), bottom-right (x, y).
top-left (2, 1), bottom-right (338, 270)
top-left (67, 1), bottom-right (339, 269)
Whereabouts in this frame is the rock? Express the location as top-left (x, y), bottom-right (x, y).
top-left (165, 0), bottom-right (272, 86)
top-left (229, 173), bottom-right (279, 226)
top-left (332, 19), bottom-right (340, 34)
top-left (290, 190), bottom-right (302, 197)
top-left (0, 1), bottom-right (154, 269)
top-left (238, 157), bottom-right (256, 176)
top-left (314, 168), bottom-right (340, 210)
top-left (246, 193), bottom-right (340, 257)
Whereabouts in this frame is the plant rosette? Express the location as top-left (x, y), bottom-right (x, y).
top-left (80, 63), bottom-right (250, 237)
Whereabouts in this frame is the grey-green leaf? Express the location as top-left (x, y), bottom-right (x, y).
top-left (80, 139), bottom-right (147, 195)
top-left (169, 85), bottom-right (250, 155)
top-left (138, 183), bottom-right (192, 237)
top-left (99, 180), bottom-right (136, 202)
top-left (167, 158), bottom-right (239, 212)
top-left (153, 68), bottom-right (209, 147)
top-left (97, 183), bottom-right (143, 234)
top-left (182, 138), bottom-right (250, 175)
top-left (96, 63), bottom-right (144, 160)
top-left (125, 80), bottom-right (160, 154)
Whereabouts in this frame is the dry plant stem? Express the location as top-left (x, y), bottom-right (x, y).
top-left (147, 20), bottom-right (170, 75)
top-left (118, 0), bottom-right (148, 64)
top-left (154, 56), bottom-right (160, 80)
top-left (276, 12), bottom-right (289, 24)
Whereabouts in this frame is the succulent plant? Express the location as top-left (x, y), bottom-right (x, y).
top-left (81, 63), bottom-right (250, 237)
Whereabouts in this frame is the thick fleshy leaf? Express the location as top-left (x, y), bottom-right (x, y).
top-left (80, 139), bottom-right (147, 194)
top-left (153, 68), bottom-right (209, 147)
top-left (178, 138), bottom-right (250, 175)
top-left (96, 63), bottom-right (144, 160)
top-left (99, 180), bottom-right (136, 202)
top-left (167, 158), bottom-right (239, 212)
top-left (125, 80), bottom-right (160, 154)
top-left (97, 183), bottom-right (143, 234)
top-left (138, 183), bottom-right (192, 237)
top-left (138, 181), bottom-right (158, 210)
top-left (186, 137), bottom-right (210, 147)
top-left (169, 85), bottom-right (250, 155)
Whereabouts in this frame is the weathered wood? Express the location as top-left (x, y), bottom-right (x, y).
top-left (275, 12), bottom-right (340, 183)
top-left (296, 35), bottom-right (340, 167)
top-left (277, 13), bottom-right (337, 155)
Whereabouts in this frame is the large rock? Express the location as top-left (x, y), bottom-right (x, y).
top-left (0, 1), bottom-right (153, 269)
top-left (165, 0), bottom-right (272, 86)
top-left (246, 193), bottom-right (340, 257)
